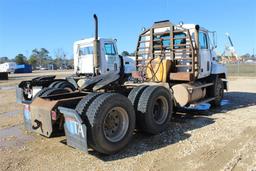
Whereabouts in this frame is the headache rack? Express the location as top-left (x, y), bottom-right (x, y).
top-left (135, 20), bottom-right (199, 81)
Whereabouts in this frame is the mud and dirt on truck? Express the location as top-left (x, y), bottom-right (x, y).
top-left (17, 14), bottom-right (227, 155)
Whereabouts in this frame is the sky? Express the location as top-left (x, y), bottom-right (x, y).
top-left (0, 0), bottom-right (255, 59)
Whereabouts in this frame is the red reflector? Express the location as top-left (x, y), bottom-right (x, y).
top-left (51, 111), bottom-right (57, 120)
top-left (24, 104), bottom-right (30, 111)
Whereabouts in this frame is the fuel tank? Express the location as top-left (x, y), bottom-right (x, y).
top-left (172, 83), bottom-right (206, 107)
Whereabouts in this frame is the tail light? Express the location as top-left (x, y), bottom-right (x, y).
top-left (51, 110), bottom-right (57, 121)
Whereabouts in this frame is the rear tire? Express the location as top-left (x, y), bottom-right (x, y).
top-left (75, 93), bottom-right (101, 121)
top-left (128, 86), bottom-right (148, 128)
top-left (128, 86), bottom-right (148, 109)
top-left (137, 86), bottom-right (172, 134)
top-left (84, 93), bottom-right (135, 154)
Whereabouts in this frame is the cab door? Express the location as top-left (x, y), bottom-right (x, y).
top-left (77, 45), bottom-right (94, 74)
top-left (198, 31), bottom-right (211, 78)
top-left (100, 40), bottom-right (120, 73)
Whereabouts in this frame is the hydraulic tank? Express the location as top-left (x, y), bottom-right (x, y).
top-left (172, 83), bottom-right (206, 107)
top-left (146, 57), bottom-right (171, 82)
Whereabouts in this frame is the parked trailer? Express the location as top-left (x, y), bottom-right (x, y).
top-left (0, 62), bottom-right (16, 73)
top-left (0, 62), bottom-right (16, 80)
top-left (18, 15), bottom-right (228, 155)
top-left (14, 64), bottom-right (32, 73)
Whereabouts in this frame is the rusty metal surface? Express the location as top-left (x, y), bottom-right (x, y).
top-left (30, 98), bottom-right (56, 137)
top-left (29, 95), bottom-right (84, 137)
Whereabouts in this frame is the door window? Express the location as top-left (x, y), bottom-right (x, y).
top-left (199, 32), bottom-right (208, 49)
top-left (104, 43), bottom-right (116, 55)
top-left (79, 46), bottom-right (93, 56)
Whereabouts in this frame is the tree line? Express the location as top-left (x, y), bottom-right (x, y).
top-left (0, 48), bottom-right (73, 69)
top-left (0, 49), bottom-right (135, 69)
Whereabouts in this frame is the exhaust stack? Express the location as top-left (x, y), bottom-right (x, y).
top-left (93, 14), bottom-right (100, 75)
top-left (94, 14), bottom-right (98, 40)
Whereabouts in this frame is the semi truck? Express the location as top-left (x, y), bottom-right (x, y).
top-left (17, 15), bottom-right (227, 155)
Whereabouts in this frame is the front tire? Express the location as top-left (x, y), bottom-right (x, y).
top-left (84, 93), bottom-right (135, 154)
top-left (209, 76), bottom-right (224, 108)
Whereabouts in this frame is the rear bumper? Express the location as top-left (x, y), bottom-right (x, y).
top-left (58, 107), bottom-right (88, 152)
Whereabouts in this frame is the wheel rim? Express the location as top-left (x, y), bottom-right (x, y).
top-left (153, 96), bottom-right (169, 124)
top-left (103, 107), bottom-right (129, 143)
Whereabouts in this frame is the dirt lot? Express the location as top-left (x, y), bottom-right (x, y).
top-left (0, 71), bottom-right (256, 171)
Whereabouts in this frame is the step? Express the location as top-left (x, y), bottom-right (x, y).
top-left (189, 97), bottom-right (216, 107)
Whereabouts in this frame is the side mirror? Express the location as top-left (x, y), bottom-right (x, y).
top-left (212, 31), bottom-right (217, 49)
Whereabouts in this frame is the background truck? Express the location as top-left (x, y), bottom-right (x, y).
top-left (18, 15), bottom-right (227, 155)
top-left (16, 15), bottom-right (135, 102)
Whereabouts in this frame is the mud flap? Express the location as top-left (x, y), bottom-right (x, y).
top-left (58, 107), bottom-right (88, 153)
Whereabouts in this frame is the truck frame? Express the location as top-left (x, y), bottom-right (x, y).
top-left (18, 15), bottom-right (227, 155)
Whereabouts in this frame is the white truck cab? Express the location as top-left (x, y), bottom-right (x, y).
top-left (178, 24), bottom-right (227, 79)
top-left (74, 38), bottom-right (121, 75)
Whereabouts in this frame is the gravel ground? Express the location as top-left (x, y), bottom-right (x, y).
top-left (0, 71), bottom-right (256, 171)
